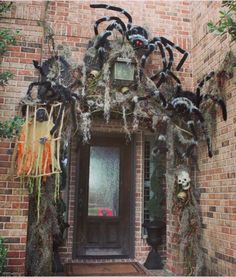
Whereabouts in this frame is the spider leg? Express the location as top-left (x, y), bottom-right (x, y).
top-left (95, 21), bottom-right (125, 65)
top-left (167, 71), bottom-right (181, 85)
top-left (141, 44), bottom-right (155, 69)
top-left (93, 16), bottom-right (127, 35)
top-left (200, 122), bottom-right (213, 158)
top-left (150, 41), bottom-right (173, 76)
top-left (50, 103), bottom-right (65, 135)
top-left (192, 107), bottom-right (213, 157)
top-left (158, 36), bottom-right (189, 71)
top-left (203, 94), bottom-right (227, 121)
top-left (148, 38), bottom-right (168, 80)
top-left (195, 71), bottom-right (215, 107)
top-left (33, 60), bottom-right (45, 76)
top-left (187, 120), bottom-right (198, 141)
top-left (27, 81), bottom-right (51, 101)
top-left (155, 72), bottom-right (167, 88)
top-left (141, 41), bottom-right (167, 70)
top-left (149, 39), bottom-right (181, 87)
top-left (184, 141), bottom-right (198, 158)
top-left (165, 45), bottom-right (174, 71)
top-left (132, 90), bottom-right (167, 108)
top-left (90, 4), bottom-right (132, 29)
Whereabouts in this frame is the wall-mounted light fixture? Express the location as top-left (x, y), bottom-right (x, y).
top-left (112, 57), bottom-right (135, 86)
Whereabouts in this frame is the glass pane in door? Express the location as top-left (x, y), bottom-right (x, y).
top-left (88, 146), bottom-right (120, 217)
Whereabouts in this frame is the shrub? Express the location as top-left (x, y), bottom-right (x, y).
top-left (0, 237), bottom-right (8, 275)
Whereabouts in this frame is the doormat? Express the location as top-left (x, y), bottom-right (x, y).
top-left (64, 262), bottom-right (150, 276)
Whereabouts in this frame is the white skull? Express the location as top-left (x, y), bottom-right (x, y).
top-left (177, 170), bottom-right (191, 190)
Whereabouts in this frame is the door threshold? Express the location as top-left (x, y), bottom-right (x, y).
top-left (71, 257), bottom-right (135, 263)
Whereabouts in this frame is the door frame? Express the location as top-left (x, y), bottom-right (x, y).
top-left (72, 132), bottom-right (136, 259)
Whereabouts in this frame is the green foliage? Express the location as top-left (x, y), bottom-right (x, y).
top-left (0, 237), bottom-right (7, 275)
top-left (208, 1), bottom-right (236, 42)
top-left (0, 2), bottom-right (12, 15)
top-left (0, 28), bottom-right (17, 55)
top-left (0, 2), bottom-right (18, 85)
top-left (0, 71), bottom-right (13, 86)
top-left (0, 116), bottom-right (24, 138)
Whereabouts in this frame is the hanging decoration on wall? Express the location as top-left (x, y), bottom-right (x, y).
top-left (16, 104), bottom-right (63, 181)
top-left (172, 166), bottom-right (204, 276)
top-left (14, 52), bottom-right (81, 221)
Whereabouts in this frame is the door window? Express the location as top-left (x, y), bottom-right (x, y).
top-left (88, 146), bottom-right (120, 217)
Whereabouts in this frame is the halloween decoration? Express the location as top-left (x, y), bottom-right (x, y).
top-left (17, 105), bottom-right (62, 179)
top-left (16, 12), bottom-right (75, 275)
top-left (172, 165), bottom-right (204, 275)
top-left (25, 57), bottom-right (81, 134)
top-left (15, 2), bottom-right (228, 276)
top-left (112, 57), bottom-right (135, 85)
top-left (157, 71), bottom-right (227, 157)
top-left (89, 3), bottom-right (188, 88)
top-left (78, 6), bottom-right (228, 273)
top-left (16, 104), bottom-right (64, 211)
top-left (177, 191), bottom-right (187, 202)
top-left (21, 61), bottom-right (73, 275)
top-left (177, 169), bottom-right (191, 191)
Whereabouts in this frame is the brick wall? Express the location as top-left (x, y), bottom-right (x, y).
top-left (0, 1), bottom-right (192, 275)
top-left (0, 139), bottom-right (28, 275)
top-left (191, 1), bottom-right (236, 276)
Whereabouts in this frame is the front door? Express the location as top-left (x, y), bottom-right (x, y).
top-left (74, 135), bottom-right (132, 258)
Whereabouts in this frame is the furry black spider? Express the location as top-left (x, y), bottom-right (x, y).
top-left (25, 57), bottom-right (81, 135)
top-left (160, 71), bottom-right (227, 157)
top-left (164, 72), bottom-right (227, 121)
top-left (89, 3), bottom-right (188, 87)
top-left (135, 71), bottom-right (227, 157)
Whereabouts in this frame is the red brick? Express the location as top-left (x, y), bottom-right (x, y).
top-left (8, 258), bottom-right (24, 266)
top-left (7, 251), bottom-right (20, 258)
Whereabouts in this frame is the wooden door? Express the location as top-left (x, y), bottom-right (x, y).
top-left (74, 135), bottom-right (132, 258)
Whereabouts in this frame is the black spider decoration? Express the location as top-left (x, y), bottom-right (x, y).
top-left (89, 3), bottom-right (188, 88)
top-left (159, 71), bottom-right (227, 157)
top-left (25, 56), bottom-right (81, 135)
top-left (134, 71), bottom-right (227, 158)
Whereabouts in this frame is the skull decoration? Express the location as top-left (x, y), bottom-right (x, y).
top-left (89, 70), bottom-right (99, 79)
top-left (177, 191), bottom-right (187, 202)
top-left (177, 170), bottom-right (191, 190)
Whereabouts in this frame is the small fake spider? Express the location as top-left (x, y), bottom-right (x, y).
top-left (89, 3), bottom-right (188, 87)
top-left (25, 57), bottom-right (81, 134)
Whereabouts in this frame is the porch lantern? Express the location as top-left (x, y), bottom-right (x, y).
top-left (112, 57), bottom-right (135, 86)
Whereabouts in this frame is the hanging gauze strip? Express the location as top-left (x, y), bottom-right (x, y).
top-left (16, 103), bottom-right (64, 182)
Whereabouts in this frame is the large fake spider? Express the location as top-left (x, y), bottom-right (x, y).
top-left (24, 56), bottom-right (81, 135)
top-left (89, 3), bottom-right (188, 88)
top-left (160, 71), bottom-right (227, 157)
top-left (135, 71), bottom-right (227, 157)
